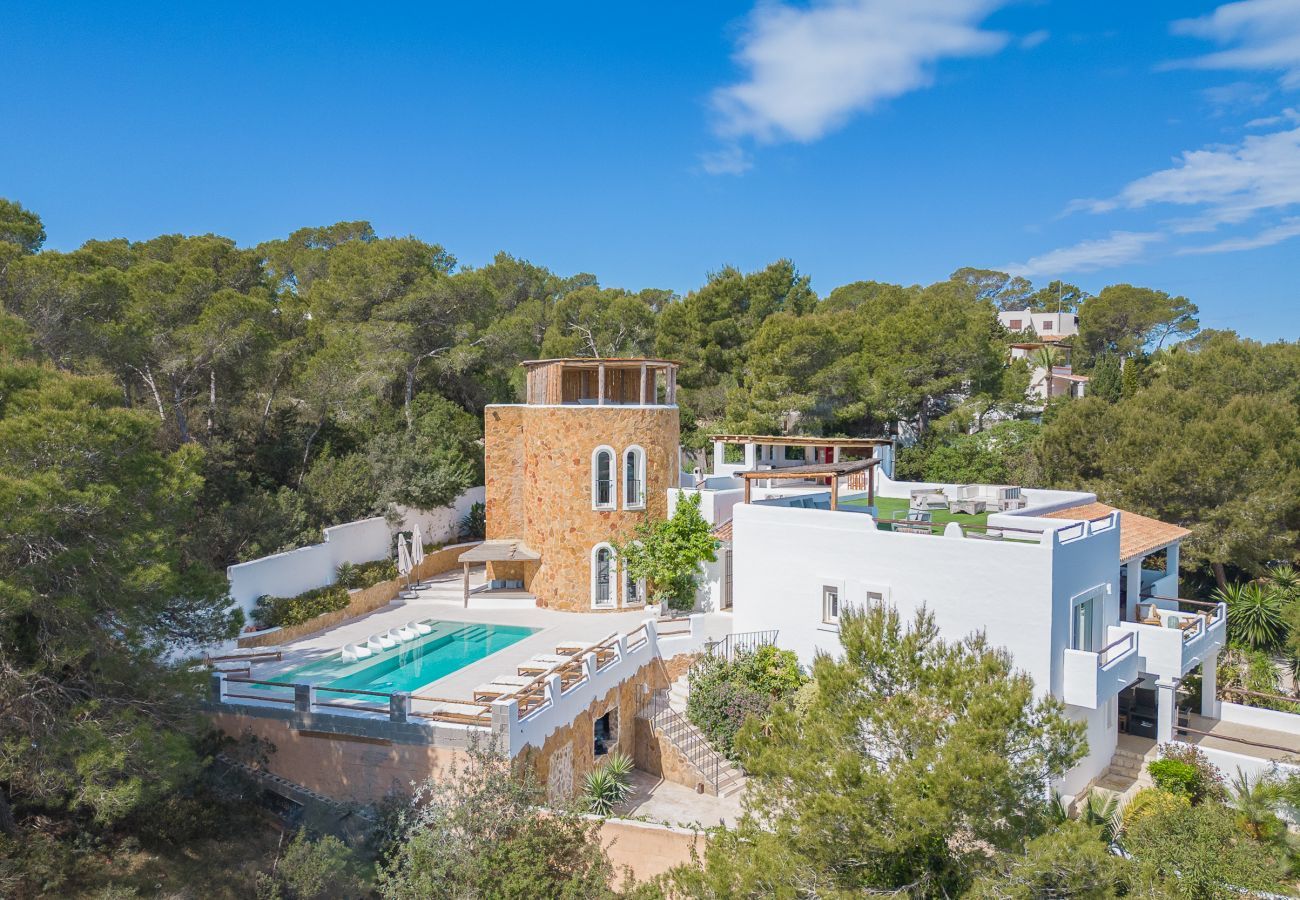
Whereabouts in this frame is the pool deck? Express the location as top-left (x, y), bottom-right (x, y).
top-left (249, 566), bottom-right (734, 701)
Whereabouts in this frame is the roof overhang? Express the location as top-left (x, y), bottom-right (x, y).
top-left (738, 458), bottom-right (880, 480)
top-left (457, 539), bottom-right (542, 563)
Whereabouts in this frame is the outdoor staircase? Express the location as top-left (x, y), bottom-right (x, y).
top-left (639, 675), bottom-right (746, 798)
top-left (1094, 744), bottom-right (1154, 799)
top-left (668, 672), bottom-right (690, 715)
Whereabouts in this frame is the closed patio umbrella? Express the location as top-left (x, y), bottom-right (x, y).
top-left (411, 524), bottom-right (426, 585)
top-left (397, 535), bottom-right (415, 598)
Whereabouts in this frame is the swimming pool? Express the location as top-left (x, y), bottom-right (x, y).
top-left (270, 620), bottom-right (538, 694)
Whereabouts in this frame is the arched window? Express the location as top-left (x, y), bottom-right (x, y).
top-left (623, 445), bottom-right (645, 510)
top-left (592, 446), bottom-right (616, 510)
top-left (592, 544), bottom-right (615, 608)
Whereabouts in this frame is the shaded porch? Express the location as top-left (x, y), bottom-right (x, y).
top-left (456, 539), bottom-right (541, 607)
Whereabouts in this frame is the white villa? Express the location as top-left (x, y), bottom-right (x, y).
top-left (675, 434), bottom-right (1295, 804)
top-left (206, 367), bottom-right (1297, 840)
top-left (998, 309), bottom-right (1080, 338)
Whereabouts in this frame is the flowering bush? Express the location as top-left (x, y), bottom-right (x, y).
top-left (686, 646), bottom-right (806, 761)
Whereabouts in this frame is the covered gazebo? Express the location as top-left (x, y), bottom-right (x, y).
top-left (456, 539), bottom-right (541, 607)
top-left (738, 458), bottom-right (880, 510)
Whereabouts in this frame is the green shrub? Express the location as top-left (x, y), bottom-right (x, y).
top-left (336, 558), bottom-right (397, 590)
top-left (1148, 759), bottom-right (1199, 798)
top-left (255, 831), bottom-right (366, 900)
top-left (252, 584), bottom-right (350, 629)
top-left (1151, 743), bottom-right (1225, 804)
top-left (458, 502), bottom-right (486, 541)
top-left (729, 644), bottom-right (805, 697)
top-left (686, 647), bottom-right (806, 761)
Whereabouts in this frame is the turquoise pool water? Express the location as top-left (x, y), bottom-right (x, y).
top-left (270, 620), bottom-right (537, 693)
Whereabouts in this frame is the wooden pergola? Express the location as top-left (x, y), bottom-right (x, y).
top-left (711, 434), bottom-right (892, 450)
top-left (456, 539), bottom-right (540, 607)
top-left (739, 458), bottom-right (880, 510)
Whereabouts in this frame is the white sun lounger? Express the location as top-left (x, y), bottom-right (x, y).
top-left (370, 632), bottom-right (397, 650)
top-left (341, 642), bottom-right (374, 662)
top-left (410, 620), bottom-right (432, 635)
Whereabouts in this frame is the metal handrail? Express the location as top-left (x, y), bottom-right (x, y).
top-left (1097, 631), bottom-right (1135, 666)
top-left (703, 630), bottom-right (779, 663)
top-left (638, 689), bottom-right (722, 790)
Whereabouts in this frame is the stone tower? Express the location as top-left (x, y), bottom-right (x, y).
top-left (481, 358), bottom-right (680, 612)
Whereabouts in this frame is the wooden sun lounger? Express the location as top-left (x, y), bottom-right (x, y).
top-left (555, 641), bottom-right (618, 664)
top-left (472, 675), bottom-right (534, 701)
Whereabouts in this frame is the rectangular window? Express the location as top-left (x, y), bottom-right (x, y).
top-left (1008, 319), bottom-right (1022, 329)
top-left (1072, 597), bottom-right (1096, 652)
top-left (1041, 320), bottom-right (1054, 331)
top-left (822, 585), bottom-right (840, 625)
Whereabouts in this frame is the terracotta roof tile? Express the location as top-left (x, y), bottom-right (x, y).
top-left (1041, 502), bottom-right (1190, 563)
top-left (711, 519), bottom-right (733, 542)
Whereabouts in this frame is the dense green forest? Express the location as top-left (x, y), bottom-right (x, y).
top-left (2, 198), bottom-right (1294, 585)
top-left (1, 196), bottom-right (1298, 895)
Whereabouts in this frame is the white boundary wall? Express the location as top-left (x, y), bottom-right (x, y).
top-left (395, 485), bottom-right (485, 547)
top-left (226, 486), bottom-right (486, 616)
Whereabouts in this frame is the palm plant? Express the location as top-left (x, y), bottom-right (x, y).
top-left (1227, 768), bottom-right (1285, 843)
top-left (1080, 790), bottom-right (1124, 847)
top-left (1263, 563), bottom-right (1300, 600)
top-left (1032, 345), bottom-right (1059, 373)
top-left (1214, 582), bottom-right (1286, 650)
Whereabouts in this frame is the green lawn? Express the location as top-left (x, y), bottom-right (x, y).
top-left (842, 494), bottom-right (991, 530)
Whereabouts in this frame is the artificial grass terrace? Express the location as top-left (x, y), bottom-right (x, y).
top-left (841, 494), bottom-right (992, 530)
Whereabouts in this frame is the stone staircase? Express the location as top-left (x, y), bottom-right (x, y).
top-left (640, 674), bottom-right (745, 798)
top-left (1093, 744), bottom-right (1154, 799)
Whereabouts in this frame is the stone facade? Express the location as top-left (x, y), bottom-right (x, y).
top-left (524, 654), bottom-right (682, 799)
top-left (484, 403), bottom-right (680, 612)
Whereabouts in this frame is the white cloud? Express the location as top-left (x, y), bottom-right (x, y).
top-left (1172, 0), bottom-right (1300, 88)
top-left (1004, 232), bottom-right (1164, 277)
top-left (1083, 125), bottom-right (1300, 227)
top-left (711, 0), bottom-right (1009, 145)
top-left (698, 146), bottom-right (753, 176)
top-left (1178, 216), bottom-right (1300, 253)
top-left (1020, 30), bottom-right (1050, 50)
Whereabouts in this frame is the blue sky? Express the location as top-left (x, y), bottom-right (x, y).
top-left (3, 1), bottom-right (1299, 339)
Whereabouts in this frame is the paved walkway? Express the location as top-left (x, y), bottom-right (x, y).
top-left (615, 769), bottom-right (745, 829)
top-left (249, 567), bottom-right (735, 700)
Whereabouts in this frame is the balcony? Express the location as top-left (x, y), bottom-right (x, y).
top-left (1116, 598), bottom-right (1227, 681)
top-left (1063, 628), bottom-right (1140, 709)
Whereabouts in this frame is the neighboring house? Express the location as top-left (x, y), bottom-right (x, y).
top-left (473, 358), bottom-right (681, 611)
top-left (1009, 342), bottom-right (1089, 400)
top-left (672, 442), bottom-right (1240, 804)
top-left (998, 309), bottom-right (1080, 338)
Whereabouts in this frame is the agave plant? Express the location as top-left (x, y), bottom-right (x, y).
top-left (1215, 581), bottom-right (1286, 651)
top-left (583, 751), bottom-right (634, 816)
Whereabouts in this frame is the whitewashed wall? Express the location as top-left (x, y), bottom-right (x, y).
top-left (396, 485), bottom-right (486, 546)
top-left (226, 486), bottom-right (486, 616)
top-left (729, 498), bottom-right (1122, 800)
